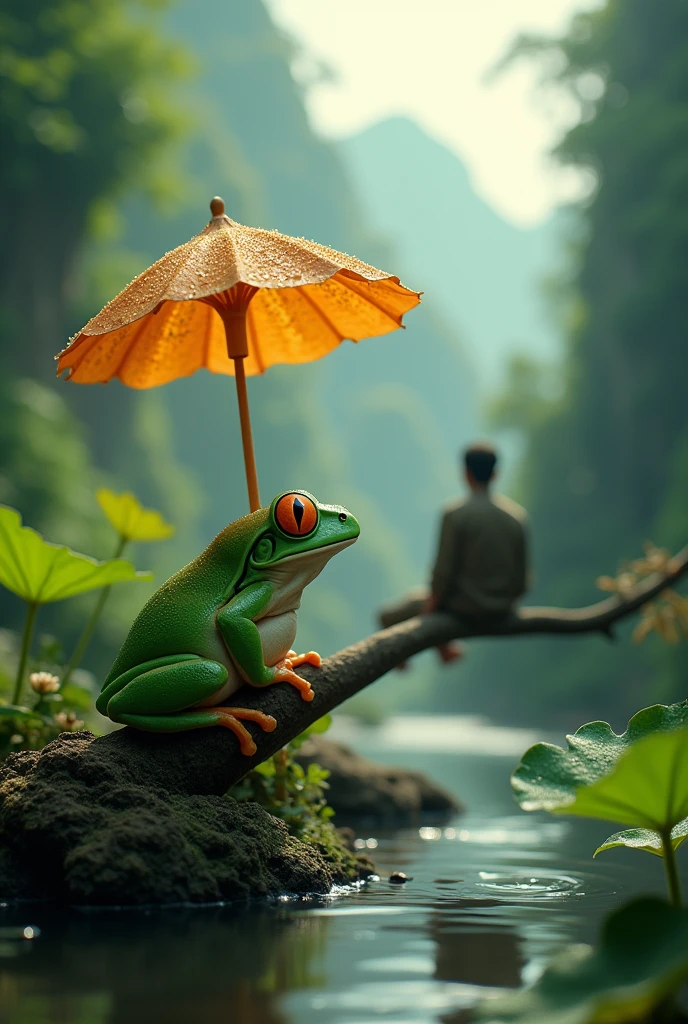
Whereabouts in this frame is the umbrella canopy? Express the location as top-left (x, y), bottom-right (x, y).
top-left (56, 198), bottom-right (421, 511)
top-left (57, 198), bottom-right (420, 386)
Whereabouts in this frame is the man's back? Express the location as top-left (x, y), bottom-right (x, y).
top-left (431, 492), bottom-right (528, 616)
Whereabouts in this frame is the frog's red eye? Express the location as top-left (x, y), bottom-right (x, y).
top-left (275, 493), bottom-right (318, 536)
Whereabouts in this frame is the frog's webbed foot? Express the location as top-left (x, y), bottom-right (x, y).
top-left (214, 707), bottom-right (277, 756)
top-left (285, 650), bottom-right (322, 669)
top-left (272, 657), bottom-right (317, 702)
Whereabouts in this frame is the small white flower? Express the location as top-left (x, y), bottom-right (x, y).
top-left (55, 711), bottom-right (84, 732)
top-left (29, 672), bottom-right (60, 695)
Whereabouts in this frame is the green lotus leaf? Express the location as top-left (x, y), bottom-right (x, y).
top-left (595, 819), bottom-right (688, 858)
top-left (512, 701), bottom-right (688, 814)
top-left (556, 728), bottom-right (688, 835)
top-left (97, 488), bottom-right (175, 543)
top-left (0, 505), bottom-right (152, 604)
top-left (476, 898), bottom-right (688, 1024)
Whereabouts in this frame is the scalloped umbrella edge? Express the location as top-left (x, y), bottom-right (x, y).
top-left (56, 198), bottom-right (422, 513)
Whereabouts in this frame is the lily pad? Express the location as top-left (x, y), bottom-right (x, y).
top-left (546, 727), bottom-right (688, 834)
top-left (595, 819), bottom-right (688, 859)
top-left (476, 898), bottom-right (688, 1024)
top-left (96, 489), bottom-right (175, 543)
top-left (512, 701), bottom-right (688, 814)
top-left (0, 505), bottom-right (151, 604)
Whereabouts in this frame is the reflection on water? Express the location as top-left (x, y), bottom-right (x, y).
top-left (0, 905), bottom-right (327, 1024)
top-left (0, 714), bottom-right (683, 1024)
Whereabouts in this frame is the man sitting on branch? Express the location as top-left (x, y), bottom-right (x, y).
top-left (379, 442), bottom-right (529, 666)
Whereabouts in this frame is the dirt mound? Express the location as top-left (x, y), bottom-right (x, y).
top-left (0, 731), bottom-right (369, 906)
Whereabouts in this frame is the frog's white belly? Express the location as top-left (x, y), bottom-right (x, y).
top-left (197, 612), bottom-right (297, 706)
top-left (197, 538), bottom-right (353, 708)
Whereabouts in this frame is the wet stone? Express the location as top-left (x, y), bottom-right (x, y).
top-left (389, 872), bottom-right (413, 884)
top-left (295, 735), bottom-right (461, 824)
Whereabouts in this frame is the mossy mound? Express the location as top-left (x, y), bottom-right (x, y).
top-left (0, 731), bottom-right (372, 906)
top-left (296, 735), bottom-right (462, 823)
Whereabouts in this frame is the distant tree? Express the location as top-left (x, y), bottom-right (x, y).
top-left (0, 0), bottom-right (185, 375)
top-left (478, 0), bottom-right (688, 722)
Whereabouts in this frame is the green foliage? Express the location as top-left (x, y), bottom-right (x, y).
top-left (56, 486), bottom-right (176, 686)
top-left (548, 726), bottom-right (688, 841)
top-left (0, 501), bottom-right (153, 706)
top-left (232, 716), bottom-right (334, 838)
top-left (476, 0), bottom-right (688, 723)
top-left (0, 635), bottom-right (91, 758)
top-left (487, 354), bottom-right (558, 434)
top-left (512, 701), bottom-right (688, 812)
top-left (0, 504), bottom-right (150, 604)
top-left (585, 732), bottom-right (688, 905)
top-left (0, 380), bottom-right (104, 553)
top-left (288, 713), bottom-right (332, 750)
top-left (0, 695), bottom-right (87, 760)
top-left (96, 488), bottom-right (175, 544)
top-left (574, 726), bottom-right (688, 830)
top-left (595, 820), bottom-right (688, 859)
top-left (476, 898), bottom-right (688, 1024)
top-left (0, 0), bottom-right (190, 677)
top-left (513, 702), bottom-right (688, 903)
top-left (0, 0), bottom-right (185, 213)
top-left (238, 757), bottom-right (334, 836)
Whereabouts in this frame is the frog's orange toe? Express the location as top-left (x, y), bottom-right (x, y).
top-left (214, 712), bottom-right (256, 755)
top-left (273, 664), bottom-right (314, 701)
top-left (288, 650), bottom-right (322, 669)
top-left (214, 707), bottom-right (277, 755)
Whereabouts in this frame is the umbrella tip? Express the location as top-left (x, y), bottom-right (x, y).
top-left (210, 196), bottom-right (225, 217)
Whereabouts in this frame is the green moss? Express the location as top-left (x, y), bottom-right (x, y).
top-left (298, 816), bottom-right (373, 884)
top-left (0, 731), bottom-right (370, 906)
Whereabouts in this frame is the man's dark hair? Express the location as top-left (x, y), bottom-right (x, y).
top-left (463, 443), bottom-right (497, 483)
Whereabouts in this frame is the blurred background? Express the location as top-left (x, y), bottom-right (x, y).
top-left (1, 0), bottom-right (686, 731)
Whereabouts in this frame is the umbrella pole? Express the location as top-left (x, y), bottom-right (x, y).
top-left (220, 306), bottom-right (261, 513)
top-left (233, 356), bottom-right (261, 513)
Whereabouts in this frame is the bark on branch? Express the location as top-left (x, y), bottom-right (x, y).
top-left (94, 546), bottom-right (688, 798)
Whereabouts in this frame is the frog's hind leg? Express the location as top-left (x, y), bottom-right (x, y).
top-left (104, 657), bottom-right (276, 756)
top-left (114, 707), bottom-right (276, 756)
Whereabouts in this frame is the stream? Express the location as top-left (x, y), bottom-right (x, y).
top-left (0, 713), bottom-right (682, 1024)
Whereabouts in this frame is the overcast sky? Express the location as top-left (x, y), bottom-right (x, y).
top-left (266, 0), bottom-right (602, 227)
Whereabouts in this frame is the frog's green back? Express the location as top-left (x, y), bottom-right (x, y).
top-left (103, 507), bottom-right (270, 685)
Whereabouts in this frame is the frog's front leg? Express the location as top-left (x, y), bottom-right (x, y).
top-left (217, 583), bottom-right (315, 701)
top-left (100, 655), bottom-right (276, 756)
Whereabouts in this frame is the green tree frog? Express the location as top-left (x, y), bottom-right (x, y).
top-left (96, 491), bottom-right (359, 755)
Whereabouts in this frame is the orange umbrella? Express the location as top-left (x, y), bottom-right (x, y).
top-left (57, 198), bottom-right (421, 512)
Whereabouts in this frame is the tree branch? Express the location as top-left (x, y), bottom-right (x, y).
top-left (93, 545), bottom-right (688, 798)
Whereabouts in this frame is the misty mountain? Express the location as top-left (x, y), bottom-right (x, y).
top-left (339, 117), bottom-right (560, 390)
